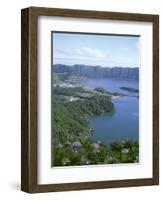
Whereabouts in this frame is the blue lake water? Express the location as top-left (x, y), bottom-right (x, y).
top-left (79, 79), bottom-right (139, 144)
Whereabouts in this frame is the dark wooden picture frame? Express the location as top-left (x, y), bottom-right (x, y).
top-left (21, 7), bottom-right (159, 193)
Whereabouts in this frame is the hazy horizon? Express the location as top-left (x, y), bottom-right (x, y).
top-left (53, 63), bottom-right (139, 69)
top-left (52, 32), bottom-right (140, 68)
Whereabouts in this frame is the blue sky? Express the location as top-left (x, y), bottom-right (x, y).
top-left (52, 32), bottom-right (140, 68)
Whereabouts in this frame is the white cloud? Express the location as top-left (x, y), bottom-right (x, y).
top-left (56, 47), bottom-right (106, 59)
top-left (56, 49), bottom-right (71, 56)
top-left (76, 47), bottom-right (105, 58)
top-left (75, 49), bottom-right (84, 56)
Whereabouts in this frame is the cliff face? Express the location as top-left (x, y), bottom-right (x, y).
top-left (53, 64), bottom-right (139, 80)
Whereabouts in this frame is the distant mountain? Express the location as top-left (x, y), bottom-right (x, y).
top-left (53, 64), bottom-right (139, 80)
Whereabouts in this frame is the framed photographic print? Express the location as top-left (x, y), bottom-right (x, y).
top-left (21, 7), bottom-right (159, 193)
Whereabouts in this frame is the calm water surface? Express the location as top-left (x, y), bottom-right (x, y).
top-left (79, 79), bottom-right (139, 144)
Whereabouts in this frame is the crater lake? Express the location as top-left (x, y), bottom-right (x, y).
top-left (78, 78), bottom-right (139, 144)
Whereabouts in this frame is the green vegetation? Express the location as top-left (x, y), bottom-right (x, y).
top-left (52, 83), bottom-right (139, 166)
top-left (120, 86), bottom-right (139, 93)
top-left (53, 86), bottom-right (114, 145)
top-left (94, 87), bottom-right (111, 94)
top-left (53, 139), bottom-right (139, 166)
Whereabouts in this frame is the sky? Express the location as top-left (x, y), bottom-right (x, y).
top-left (52, 32), bottom-right (140, 68)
